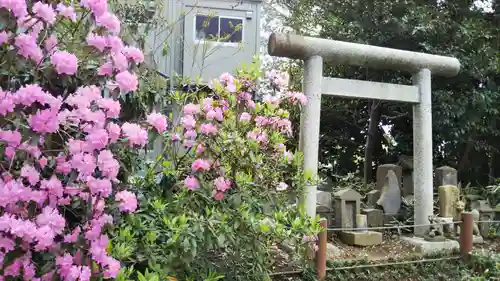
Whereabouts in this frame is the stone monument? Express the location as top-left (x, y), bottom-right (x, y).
top-left (334, 188), bottom-right (382, 246)
top-left (435, 166), bottom-right (458, 189)
top-left (477, 200), bottom-right (494, 238)
top-left (424, 216), bottom-right (446, 242)
top-left (376, 164), bottom-right (402, 192)
top-left (316, 190), bottom-right (334, 226)
top-left (438, 185), bottom-right (460, 218)
top-left (376, 170), bottom-right (402, 216)
top-left (397, 155), bottom-right (414, 197)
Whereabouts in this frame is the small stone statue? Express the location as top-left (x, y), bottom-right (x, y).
top-left (425, 215), bottom-right (446, 242)
top-left (451, 199), bottom-right (465, 236)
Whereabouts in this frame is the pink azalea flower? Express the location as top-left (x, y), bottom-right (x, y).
top-left (239, 112), bottom-right (251, 122)
top-left (181, 115), bottom-right (196, 129)
top-left (32, 2), bottom-right (56, 24)
top-left (214, 177), bottom-right (231, 192)
top-left (184, 176), bottom-right (200, 190)
top-left (51, 51), bottom-right (78, 75)
top-left (0, 31), bottom-right (9, 45)
top-left (121, 122), bottom-right (148, 147)
top-left (86, 33), bottom-right (107, 52)
top-left (115, 71), bottom-right (138, 93)
top-left (56, 3), bottom-right (76, 21)
top-left (97, 61), bottom-right (113, 76)
top-left (96, 12), bottom-right (120, 35)
top-left (200, 123), bottom-right (218, 135)
top-left (122, 46), bottom-right (144, 63)
top-left (81, 0), bottom-right (107, 17)
top-left (183, 103), bottom-right (201, 115)
top-left (44, 35), bottom-right (58, 52)
top-left (115, 190), bottom-right (137, 212)
top-left (191, 159), bottom-right (211, 172)
top-left (146, 112), bottom-right (168, 133)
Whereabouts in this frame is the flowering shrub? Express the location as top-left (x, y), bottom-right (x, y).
top-left (112, 64), bottom-right (321, 280)
top-left (0, 0), bottom-right (153, 280)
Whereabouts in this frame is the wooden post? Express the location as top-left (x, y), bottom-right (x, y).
top-left (316, 219), bottom-right (327, 280)
top-left (460, 212), bottom-right (473, 257)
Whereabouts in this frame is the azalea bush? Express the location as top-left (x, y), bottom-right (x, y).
top-left (0, 0), bottom-right (159, 280)
top-left (111, 64), bottom-right (321, 280)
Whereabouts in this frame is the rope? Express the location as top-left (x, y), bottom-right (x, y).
top-left (268, 270), bottom-right (304, 276)
top-left (326, 221), bottom-right (462, 232)
top-left (326, 256), bottom-right (462, 271)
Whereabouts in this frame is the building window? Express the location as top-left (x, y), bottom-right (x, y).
top-left (195, 14), bottom-right (243, 44)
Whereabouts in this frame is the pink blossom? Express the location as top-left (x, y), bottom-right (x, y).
top-left (202, 97), bottom-right (214, 112)
top-left (184, 130), bottom-right (197, 139)
top-left (184, 176), bottom-right (200, 190)
top-left (206, 108), bottom-right (224, 121)
top-left (103, 257), bottom-right (120, 278)
top-left (183, 139), bottom-right (195, 148)
top-left (214, 177), bottom-right (231, 192)
top-left (0, 0), bottom-right (27, 18)
top-left (70, 153), bottom-right (96, 177)
top-left (51, 51), bottom-right (78, 75)
top-left (191, 159), bottom-right (211, 172)
top-left (36, 206), bottom-right (66, 234)
top-left (39, 157), bottom-right (48, 168)
top-left (44, 34), bottom-right (58, 52)
top-left (115, 71), bottom-right (138, 93)
top-left (105, 35), bottom-right (123, 52)
top-left (0, 31), bottom-right (9, 44)
top-left (0, 90), bottom-right (15, 116)
top-left (14, 34), bottom-right (42, 63)
top-left (267, 69), bottom-right (290, 90)
top-left (97, 150), bottom-right (119, 180)
top-left (56, 4), bottom-right (76, 21)
top-left (212, 190), bottom-right (224, 201)
top-left (0, 129), bottom-right (21, 147)
top-left (183, 103), bottom-right (201, 115)
top-left (29, 109), bottom-right (60, 134)
top-left (86, 33), bottom-right (107, 52)
top-left (115, 190), bottom-right (137, 212)
top-left (87, 178), bottom-right (112, 197)
top-left (98, 61), bottom-right (113, 76)
top-left (33, 2), bottom-right (56, 24)
top-left (121, 122), bottom-right (148, 147)
top-left (122, 46), bottom-right (144, 63)
top-left (146, 112), bottom-right (168, 133)
top-left (96, 98), bottom-right (121, 118)
top-left (181, 115), bottom-right (196, 129)
top-left (96, 12), bottom-right (120, 35)
top-left (81, 0), bottom-right (107, 17)
top-left (86, 128), bottom-right (109, 150)
top-left (200, 123), bottom-right (218, 135)
top-left (239, 112), bottom-right (251, 122)
top-left (112, 52), bottom-right (128, 71)
top-left (288, 91), bottom-right (307, 105)
top-left (106, 123), bottom-right (121, 143)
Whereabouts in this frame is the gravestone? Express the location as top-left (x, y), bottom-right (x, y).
top-left (495, 203), bottom-right (500, 221)
top-left (365, 190), bottom-right (381, 208)
top-left (316, 190), bottom-right (334, 226)
top-left (478, 201), bottom-right (494, 238)
top-left (334, 189), bottom-right (362, 229)
top-left (398, 155), bottom-right (414, 196)
top-left (362, 208), bottom-right (384, 228)
top-left (376, 170), bottom-right (402, 215)
top-left (438, 185), bottom-right (459, 218)
top-left (435, 166), bottom-right (458, 188)
top-left (356, 214), bottom-right (368, 231)
top-left (334, 189), bottom-right (382, 246)
top-left (376, 164), bottom-right (402, 191)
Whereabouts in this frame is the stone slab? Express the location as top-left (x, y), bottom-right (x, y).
top-left (340, 231), bottom-right (382, 246)
top-left (401, 236), bottom-right (459, 254)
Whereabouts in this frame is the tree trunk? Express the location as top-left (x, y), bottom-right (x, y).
top-left (364, 101), bottom-right (382, 187)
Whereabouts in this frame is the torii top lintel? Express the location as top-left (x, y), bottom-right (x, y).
top-left (268, 33), bottom-right (461, 77)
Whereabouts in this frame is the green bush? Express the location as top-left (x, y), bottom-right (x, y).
top-left (111, 62), bottom-right (321, 280)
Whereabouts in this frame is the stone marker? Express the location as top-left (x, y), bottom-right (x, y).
top-left (402, 174), bottom-right (414, 197)
top-left (435, 166), bottom-right (458, 188)
top-left (362, 208), bottom-right (384, 228)
top-left (376, 164), bottom-right (402, 191)
top-left (478, 201), bottom-right (494, 238)
top-left (438, 185), bottom-right (459, 218)
top-left (365, 190), bottom-right (381, 207)
top-left (356, 214), bottom-right (368, 231)
top-left (334, 189), bottom-right (382, 246)
top-left (376, 170), bottom-right (402, 215)
top-left (333, 189), bottom-right (362, 229)
top-left (316, 190), bottom-right (332, 209)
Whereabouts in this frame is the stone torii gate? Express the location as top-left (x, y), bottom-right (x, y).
top-left (268, 33), bottom-right (460, 236)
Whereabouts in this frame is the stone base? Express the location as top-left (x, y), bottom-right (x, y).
top-left (340, 231), bottom-right (383, 246)
top-left (401, 236), bottom-right (459, 254)
top-left (473, 235), bottom-right (484, 244)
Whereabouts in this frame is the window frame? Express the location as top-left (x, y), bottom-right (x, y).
top-left (193, 13), bottom-right (245, 47)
